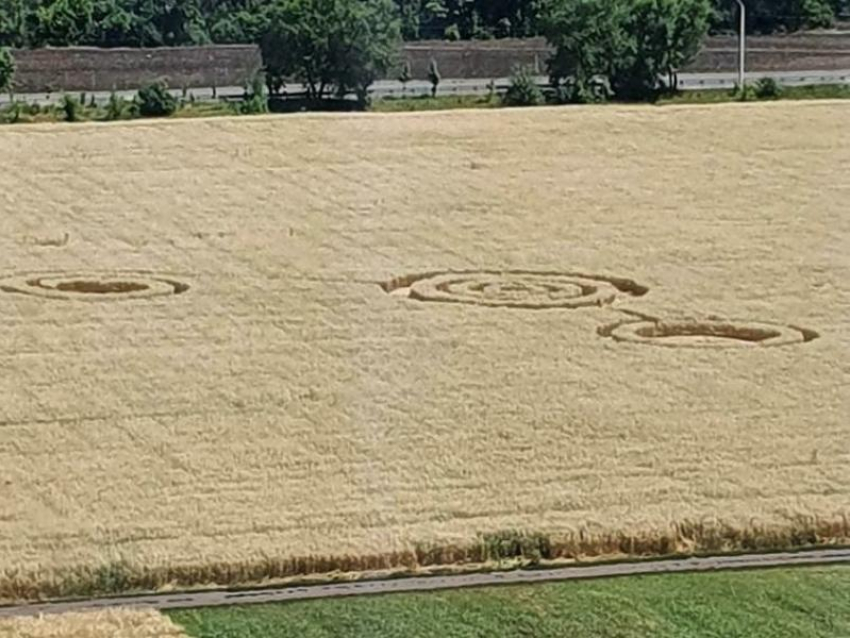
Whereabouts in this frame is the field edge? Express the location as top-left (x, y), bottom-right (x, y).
top-left (3, 515), bottom-right (848, 604)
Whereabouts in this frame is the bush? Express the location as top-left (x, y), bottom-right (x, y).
top-left (239, 74), bottom-right (268, 115)
top-left (2, 102), bottom-right (24, 124)
top-left (502, 66), bottom-right (545, 107)
top-left (135, 82), bottom-right (178, 117)
top-left (732, 83), bottom-right (757, 102)
top-left (105, 92), bottom-right (127, 120)
top-left (61, 94), bottom-right (81, 122)
top-left (551, 78), bottom-right (609, 104)
top-left (754, 77), bottom-right (782, 99)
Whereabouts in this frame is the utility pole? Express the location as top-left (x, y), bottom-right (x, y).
top-left (734, 0), bottom-right (746, 89)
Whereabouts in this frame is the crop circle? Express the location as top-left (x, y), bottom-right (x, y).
top-left (602, 319), bottom-right (814, 348)
top-left (398, 271), bottom-right (626, 309)
top-left (0, 272), bottom-right (189, 301)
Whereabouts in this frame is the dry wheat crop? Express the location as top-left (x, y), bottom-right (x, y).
top-left (0, 609), bottom-right (187, 637)
top-left (0, 101), bottom-right (848, 601)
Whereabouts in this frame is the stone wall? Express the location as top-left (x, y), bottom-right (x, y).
top-left (10, 45), bottom-right (262, 94)
top-left (400, 34), bottom-right (850, 78)
top-left (9, 34), bottom-right (850, 94)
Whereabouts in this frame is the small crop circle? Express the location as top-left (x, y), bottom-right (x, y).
top-left (602, 319), bottom-right (814, 348)
top-left (0, 272), bottom-right (189, 301)
top-left (405, 271), bottom-right (621, 309)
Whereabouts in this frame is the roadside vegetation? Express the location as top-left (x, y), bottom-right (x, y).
top-left (1, 0), bottom-right (848, 120)
top-left (169, 566), bottom-right (850, 638)
top-left (3, 78), bottom-right (849, 125)
top-left (373, 81), bottom-right (850, 113)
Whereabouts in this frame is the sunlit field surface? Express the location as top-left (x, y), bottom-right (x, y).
top-left (0, 101), bottom-right (847, 600)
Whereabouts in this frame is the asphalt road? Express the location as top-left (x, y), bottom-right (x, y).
top-left (2, 68), bottom-right (848, 107)
top-left (2, 548), bottom-right (849, 618)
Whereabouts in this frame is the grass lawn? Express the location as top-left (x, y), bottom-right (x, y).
top-left (169, 566), bottom-right (850, 638)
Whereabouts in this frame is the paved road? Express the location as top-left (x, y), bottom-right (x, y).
top-left (1, 548), bottom-right (849, 618)
top-left (2, 69), bottom-right (848, 107)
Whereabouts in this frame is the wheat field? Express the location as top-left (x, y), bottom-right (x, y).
top-left (0, 102), bottom-right (848, 601)
top-left (0, 609), bottom-right (187, 637)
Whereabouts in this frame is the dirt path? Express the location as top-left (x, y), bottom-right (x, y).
top-left (2, 549), bottom-right (849, 619)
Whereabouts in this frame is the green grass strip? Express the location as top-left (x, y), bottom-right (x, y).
top-left (169, 566), bottom-right (850, 638)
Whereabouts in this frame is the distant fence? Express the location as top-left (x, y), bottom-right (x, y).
top-left (9, 34), bottom-right (850, 94)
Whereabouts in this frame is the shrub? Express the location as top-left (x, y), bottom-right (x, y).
top-left (61, 94), bottom-right (81, 122)
top-left (135, 82), bottom-right (178, 117)
top-left (732, 83), bottom-right (757, 102)
top-left (502, 66), bottom-right (545, 107)
top-left (2, 102), bottom-right (23, 124)
top-left (754, 77), bottom-right (782, 99)
top-left (105, 92), bottom-right (127, 120)
top-left (239, 74), bottom-right (268, 115)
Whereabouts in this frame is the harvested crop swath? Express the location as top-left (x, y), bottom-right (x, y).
top-left (0, 102), bottom-right (847, 601)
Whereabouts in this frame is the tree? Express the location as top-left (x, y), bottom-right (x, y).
top-left (398, 60), bottom-right (412, 95)
top-left (0, 1), bottom-right (27, 48)
top-left (540, 0), bottom-right (710, 102)
top-left (663, 0), bottom-right (710, 90)
top-left (539, 0), bottom-right (626, 102)
top-left (0, 48), bottom-right (14, 97)
top-left (710, 0), bottom-right (834, 33)
top-left (33, 0), bottom-right (96, 46)
top-left (427, 57), bottom-right (440, 96)
top-left (260, 0), bottom-right (400, 106)
top-left (609, 0), bottom-right (710, 100)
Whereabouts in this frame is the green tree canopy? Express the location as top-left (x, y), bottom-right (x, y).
top-left (260, 0), bottom-right (401, 105)
top-left (710, 0), bottom-right (835, 33)
top-left (540, 0), bottom-right (711, 102)
top-left (0, 47), bottom-right (14, 93)
top-left (539, 0), bottom-right (627, 102)
top-left (0, 0), bottom-right (840, 50)
top-left (610, 0), bottom-right (711, 99)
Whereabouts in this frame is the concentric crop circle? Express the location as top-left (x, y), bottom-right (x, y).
top-left (0, 272), bottom-right (189, 301)
top-left (401, 271), bottom-right (627, 309)
top-left (601, 319), bottom-right (815, 348)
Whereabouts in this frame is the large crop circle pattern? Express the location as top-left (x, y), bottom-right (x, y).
top-left (0, 272), bottom-right (189, 301)
top-left (406, 271), bottom-right (622, 309)
top-left (602, 319), bottom-right (813, 348)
